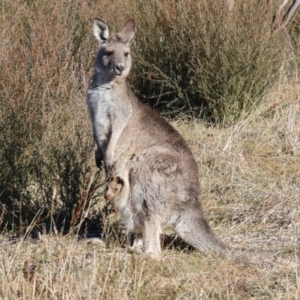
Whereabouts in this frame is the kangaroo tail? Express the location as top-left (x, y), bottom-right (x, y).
top-left (174, 209), bottom-right (226, 252)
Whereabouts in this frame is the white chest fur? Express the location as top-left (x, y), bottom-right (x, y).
top-left (87, 86), bottom-right (114, 146)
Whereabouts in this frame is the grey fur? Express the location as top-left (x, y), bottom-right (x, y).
top-left (87, 18), bottom-right (225, 257)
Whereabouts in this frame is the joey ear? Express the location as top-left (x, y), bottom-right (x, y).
top-left (116, 176), bottom-right (124, 185)
top-left (93, 18), bottom-right (109, 42)
top-left (119, 18), bottom-right (136, 43)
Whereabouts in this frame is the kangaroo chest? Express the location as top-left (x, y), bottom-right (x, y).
top-left (87, 84), bottom-right (133, 151)
top-left (87, 86), bottom-right (116, 145)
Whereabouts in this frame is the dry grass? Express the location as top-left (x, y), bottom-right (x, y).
top-left (1, 0), bottom-right (300, 298)
top-left (1, 85), bottom-right (300, 298)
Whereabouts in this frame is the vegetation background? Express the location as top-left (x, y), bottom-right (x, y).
top-left (0, 0), bottom-right (299, 298)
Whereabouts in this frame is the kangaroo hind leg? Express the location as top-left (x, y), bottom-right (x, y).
top-left (139, 213), bottom-right (161, 258)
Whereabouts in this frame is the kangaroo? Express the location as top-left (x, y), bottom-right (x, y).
top-left (87, 18), bottom-right (135, 177)
top-left (87, 18), bottom-right (225, 257)
top-left (104, 176), bottom-right (123, 201)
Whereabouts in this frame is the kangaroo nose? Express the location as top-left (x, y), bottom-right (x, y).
top-left (115, 64), bottom-right (125, 75)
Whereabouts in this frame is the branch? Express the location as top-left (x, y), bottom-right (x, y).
top-left (275, 0), bottom-right (300, 30)
top-left (282, 0), bottom-right (300, 27)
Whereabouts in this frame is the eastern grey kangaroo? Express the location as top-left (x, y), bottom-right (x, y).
top-left (87, 18), bottom-right (225, 257)
top-left (104, 176), bottom-right (123, 201)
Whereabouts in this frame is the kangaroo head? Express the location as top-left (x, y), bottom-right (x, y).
top-left (105, 176), bottom-right (124, 200)
top-left (93, 18), bottom-right (136, 80)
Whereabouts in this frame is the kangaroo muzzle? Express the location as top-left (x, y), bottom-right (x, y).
top-left (115, 63), bottom-right (125, 75)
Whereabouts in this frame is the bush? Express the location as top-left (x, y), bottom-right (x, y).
top-left (131, 0), bottom-right (288, 124)
top-left (0, 0), bottom-right (103, 235)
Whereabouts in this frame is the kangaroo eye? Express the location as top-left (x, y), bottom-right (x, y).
top-left (124, 52), bottom-right (130, 58)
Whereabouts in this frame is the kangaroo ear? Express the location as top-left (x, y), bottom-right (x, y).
top-left (116, 176), bottom-right (124, 185)
top-left (119, 18), bottom-right (136, 43)
top-left (93, 18), bottom-right (109, 42)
